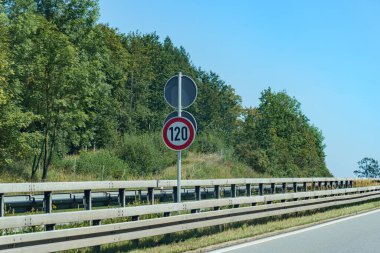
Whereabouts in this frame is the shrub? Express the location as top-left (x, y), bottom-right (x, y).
top-left (191, 132), bottom-right (226, 154)
top-left (65, 150), bottom-right (129, 180)
top-left (113, 133), bottom-right (177, 176)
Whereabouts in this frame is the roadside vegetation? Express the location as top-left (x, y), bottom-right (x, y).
top-left (1, 2), bottom-right (379, 253)
top-left (0, 0), bottom-right (332, 182)
top-left (0, 149), bottom-right (260, 182)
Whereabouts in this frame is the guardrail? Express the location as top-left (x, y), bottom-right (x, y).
top-left (1, 177), bottom-right (368, 217)
top-left (0, 185), bottom-right (379, 252)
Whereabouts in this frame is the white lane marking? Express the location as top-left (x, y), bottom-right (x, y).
top-left (211, 208), bottom-right (380, 252)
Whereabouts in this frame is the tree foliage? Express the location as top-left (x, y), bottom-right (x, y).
top-left (235, 88), bottom-right (331, 177)
top-left (0, 8), bottom-right (39, 166)
top-left (0, 0), bottom-right (331, 180)
top-left (354, 158), bottom-right (380, 178)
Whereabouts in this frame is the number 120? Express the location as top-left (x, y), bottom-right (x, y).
top-left (169, 126), bottom-right (188, 141)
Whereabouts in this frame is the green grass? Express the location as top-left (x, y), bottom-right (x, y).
top-left (0, 151), bottom-right (263, 182)
top-left (86, 199), bottom-right (380, 253)
top-left (158, 151), bottom-right (263, 180)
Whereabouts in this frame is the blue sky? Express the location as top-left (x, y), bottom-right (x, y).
top-left (98, 0), bottom-right (380, 177)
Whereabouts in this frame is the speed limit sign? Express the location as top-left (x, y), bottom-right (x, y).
top-left (163, 72), bottom-right (197, 202)
top-left (162, 117), bottom-right (195, 151)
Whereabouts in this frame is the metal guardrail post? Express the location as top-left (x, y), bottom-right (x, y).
top-left (324, 181), bottom-right (328, 189)
top-left (195, 186), bottom-right (201, 200)
top-left (318, 181), bottom-right (322, 189)
top-left (84, 190), bottom-right (92, 210)
top-left (173, 187), bottom-right (178, 203)
top-left (329, 181), bottom-right (333, 189)
top-left (303, 182), bottom-right (307, 191)
top-left (92, 219), bottom-right (101, 226)
top-left (271, 183), bottom-right (275, 194)
top-left (138, 190), bottom-right (142, 201)
top-left (214, 185), bottom-right (220, 199)
top-left (231, 184), bottom-right (240, 208)
top-left (312, 182), bottom-right (316, 191)
top-left (44, 191), bottom-right (52, 213)
top-left (118, 189), bottom-right (126, 207)
top-left (214, 185), bottom-right (221, 210)
top-left (131, 215), bottom-right (140, 246)
top-left (231, 184), bottom-right (237, 198)
top-left (44, 191), bottom-right (55, 231)
top-left (344, 181), bottom-right (348, 188)
top-left (92, 219), bottom-right (102, 252)
top-left (259, 183), bottom-right (264, 196)
top-left (282, 183), bottom-right (287, 193)
top-left (147, 188), bottom-right (154, 205)
top-left (192, 186), bottom-right (201, 213)
top-left (0, 193), bottom-right (4, 217)
top-left (246, 184), bottom-right (252, 197)
top-left (293, 183), bottom-right (298, 192)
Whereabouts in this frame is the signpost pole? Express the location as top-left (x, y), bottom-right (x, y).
top-left (177, 72), bottom-right (182, 203)
top-left (163, 72), bottom-right (196, 203)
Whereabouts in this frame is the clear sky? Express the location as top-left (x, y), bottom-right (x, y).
top-left (98, 0), bottom-right (380, 177)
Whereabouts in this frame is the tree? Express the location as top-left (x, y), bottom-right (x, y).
top-left (235, 88), bottom-right (331, 177)
top-left (0, 8), bottom-right (39, 166)
top-left (192, 70), bottom-right (242, 136)
top-left (3, 0), bottom-right (326, 181)
top-left (7, 11), bottom-right (96, 180)
top-left (354, 158), bottom-right (380, 178)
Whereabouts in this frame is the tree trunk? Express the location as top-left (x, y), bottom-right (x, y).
top-left (31, 142), bottom-right (44, 180)
top-left (42, 133), bottom-right (49, 181)
top-left (46, 133), bottom-right (56, 169)
top-left (31, 155), bottom-right (37, 179)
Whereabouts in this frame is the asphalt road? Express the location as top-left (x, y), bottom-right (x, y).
top-left (211, 209), bottom-right (380, 253)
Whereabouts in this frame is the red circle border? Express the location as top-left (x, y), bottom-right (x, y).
top-left (162, 117), bottom-right (195, 151)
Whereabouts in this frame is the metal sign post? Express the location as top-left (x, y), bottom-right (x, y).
top-left (177, 72), bottom-right (182, 203)
top-left (163, 72), bottom-right (197, 203)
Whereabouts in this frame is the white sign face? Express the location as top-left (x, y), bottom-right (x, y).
top-left (162, 117), bottom-right (195, 151)
top-left (167, 121), bottom-right (188, 146)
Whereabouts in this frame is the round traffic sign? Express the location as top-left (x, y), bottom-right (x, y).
top-left (162, 117), bottom-right (195, 151)
top-left (163, 110), bottom-right (198, 132)
top-left (164, 75), bottom-right (197, 109)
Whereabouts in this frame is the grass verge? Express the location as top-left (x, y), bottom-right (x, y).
top-left (86, 199), bottom-right (380, 253)
top-left (0, 152), bottom-right (263, 182)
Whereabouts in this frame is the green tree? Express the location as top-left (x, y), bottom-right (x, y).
top-left (77, 24), bottom-right (130, 148)
top-left (192, 70), bottom-right (242, 136)
top-left (8, 11), bottom-right (92, 179)
top-left (0, 8), bottom-right (39, 166)
top-left (235, 88), bottom-right (331, 177)
top-left (354, 158), bottom-right (380, 178)
top-left (1, 0), bottom-right (254, 180)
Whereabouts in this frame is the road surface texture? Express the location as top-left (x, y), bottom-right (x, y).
top-left (211, 209), bottom-right (380, 253)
